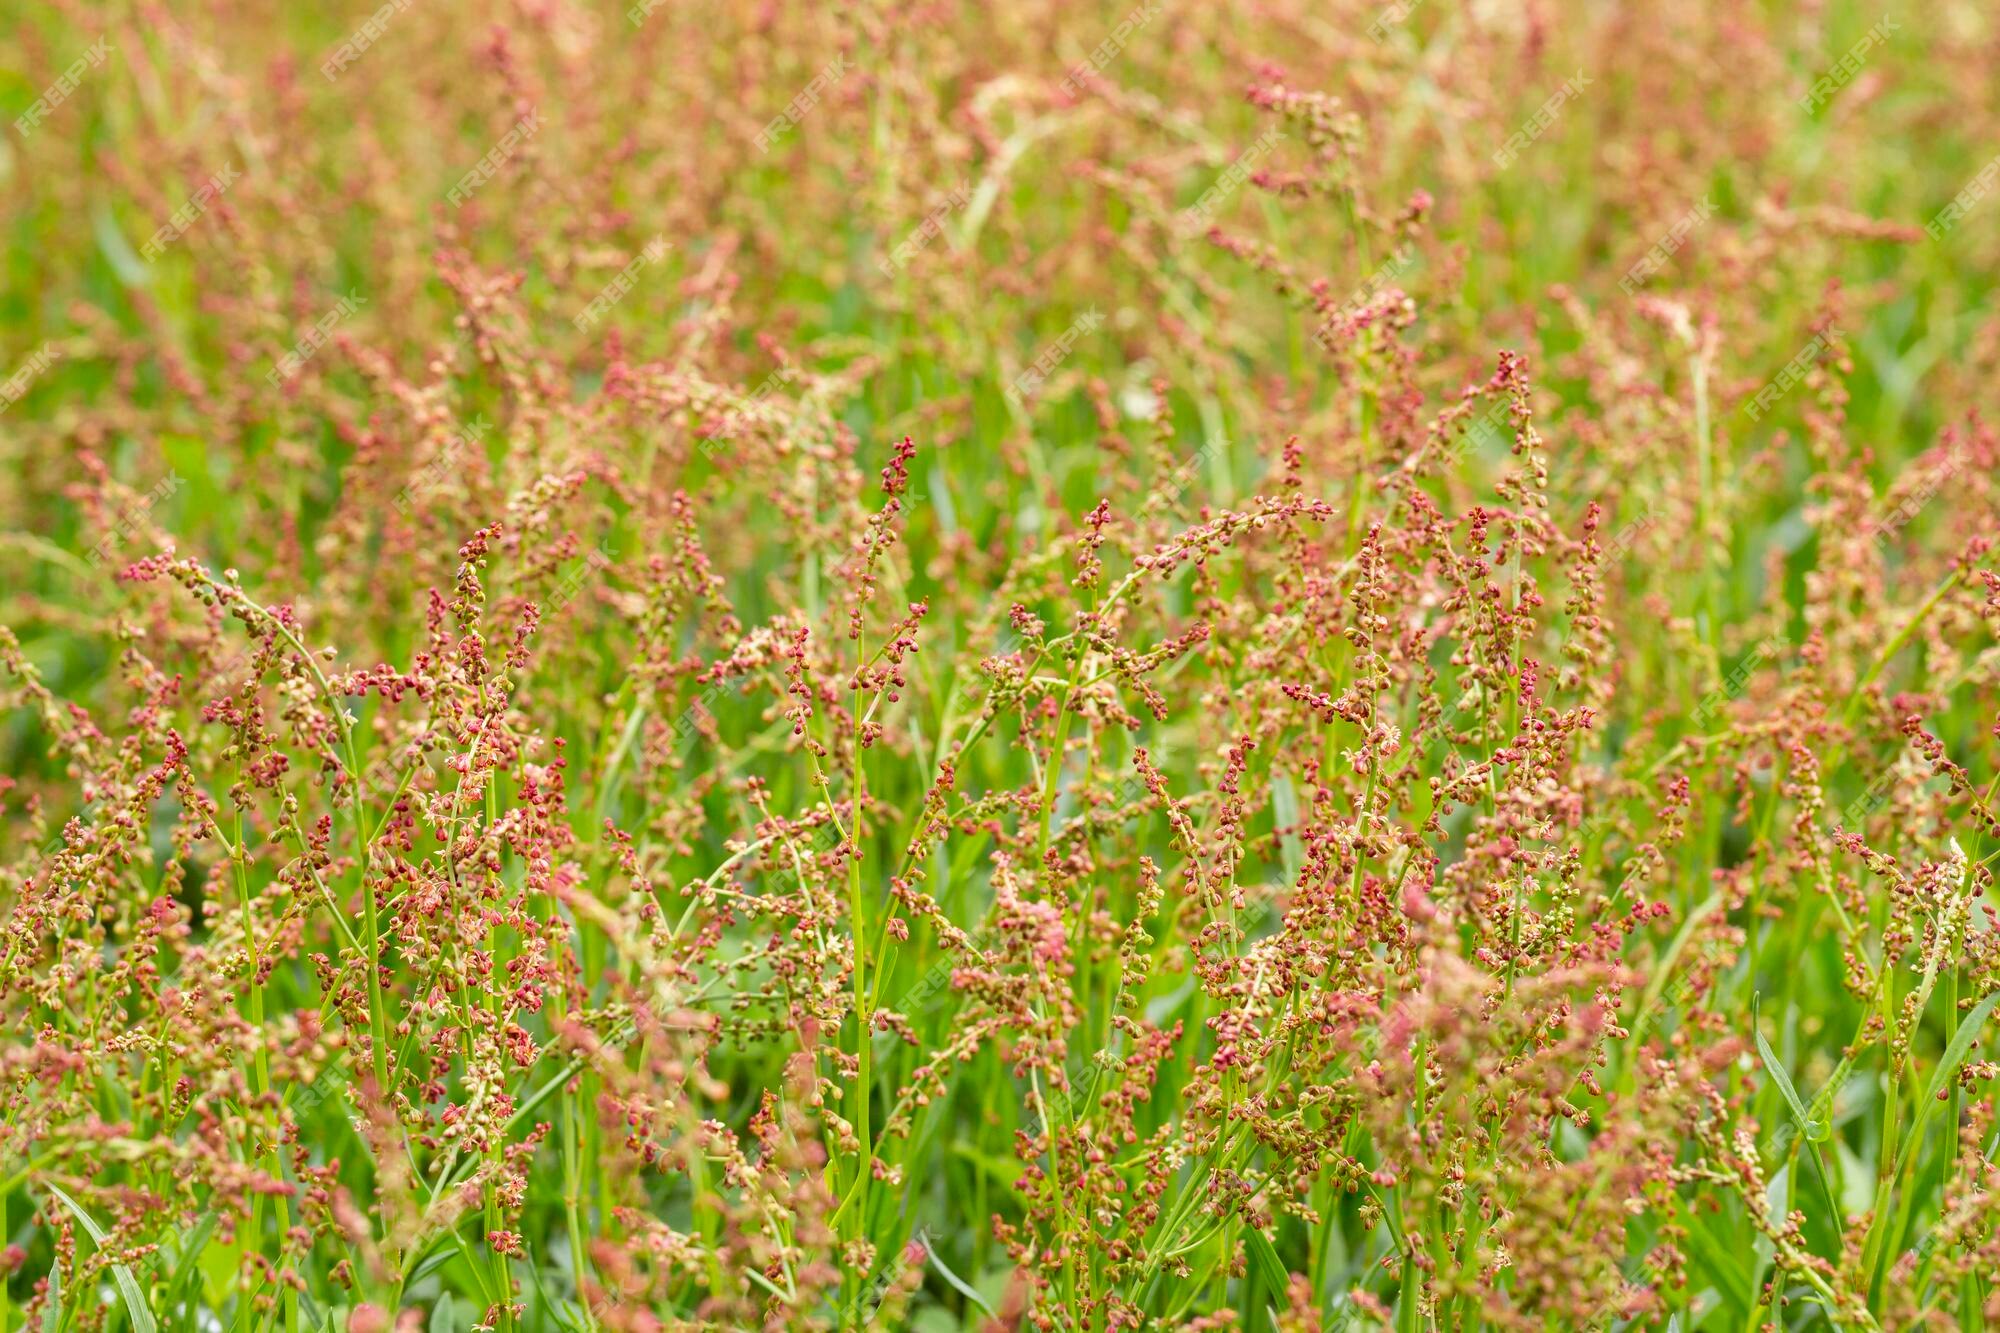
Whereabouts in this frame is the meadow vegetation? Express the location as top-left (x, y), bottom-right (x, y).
top-left (2, 1), bottom-right (1999, 1329)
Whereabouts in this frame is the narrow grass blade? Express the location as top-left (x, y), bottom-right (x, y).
top-left (1895, 988), bottom-right (2000, 1181)
top-left (1921, 990), bottom-right (1999, 1107)
top-left (41, 1257), bottom-right (62, 1333)
top-left (922, 1235), bottom-right (995, 1317)
top-left (1242, 1224), bottom-right (1289, 1331)
top-left (40, 1184), bottom-right (157, 1333)
top-left (1751, 994), bottom-right (1810, 1132)
top-left (164, 1210), bottom-right (217, 1308)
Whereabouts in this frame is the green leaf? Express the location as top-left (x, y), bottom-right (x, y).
top-left (1751, 994), bottom-right (1810, 1133)
top-left (40, 1184), bottom-right (157, 1333)
top-left (520, 1254), bottom-right (585, 1333)
top-left (1802, 1050), bottom-right (1854, 1142)
top-left (1271, 774), bottom-right (1304, 887)
top-left (927, 464), bottom-right (959, 535)
top-left (1921, 990), bottom-right (1999, 1107)
top-left (919, 1233), bottom-right (995, 1318)
top-left (42, 1255), bottom-right (63, 1333)
top-left (1681, 1208), bottom-right (1752, 1321)
top-left (1895, 989), bottom-right (2000, 1181)
top-left (1243, 1225), bottom-right (1289, 1324)
top-left (410, 1232), bottom-right (464, 1288)
top-left (164, 1210), bottom-right (218, 1305)
top-left (89, 202), bottom-right (152, 289)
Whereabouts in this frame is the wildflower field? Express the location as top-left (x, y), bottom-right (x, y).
top-left (4, 0), bottom-right (2000, 1328)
